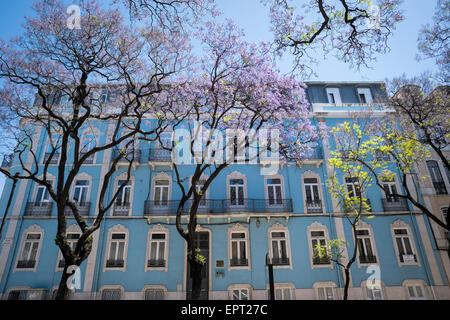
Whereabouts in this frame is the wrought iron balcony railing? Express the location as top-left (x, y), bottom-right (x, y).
top-left (43, 152), bottom-right (60, 164)
top-left (148, 148), bottom-right (172, 162)
top-left (230, 258), bottom-right (248, 267)
top-left (64, 202), bottom-right (91, 216)
top-left (359, 255), bottom-right (377, 264)
top-left (306, 199), bottom-right (323, 213)
top-left (80, 152), bottom-right (95, 164)
top-left (106, 259), bottom-right (124, 268)
top-left (24, 202), bottom-right (53, 216)
top-left (343, 198), bottom-right (372, 213)
top-left (144, 198), bottom-right (293, 216)
top-left (147, 259), bottom-right (166, 268)
top-left (313, 256), bottom-right (331, 265)
top-left (110, 148), bottom-right (142, 164)
top-left (17, 260), bottom-right (36, 268)
top-left (381, 197), bottom-right (409, 212)
top-left (271, 257), bottom-right (290, 266)
top-left (113, 203), bottom-right (130, 216)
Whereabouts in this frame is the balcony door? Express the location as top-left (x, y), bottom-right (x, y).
top-left (186, 232), bottom-right (209, 300)
top-left (229, 179), bottom-right (245, 208)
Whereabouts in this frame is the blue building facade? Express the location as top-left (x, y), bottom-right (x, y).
top-left (0, 81), bottom-right (449, 300)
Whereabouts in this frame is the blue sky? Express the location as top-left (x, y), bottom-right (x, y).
top-left (0, 0), bottom-right (441, 194)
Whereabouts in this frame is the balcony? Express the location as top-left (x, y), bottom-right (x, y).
top-left (230, 258), bottom-right (248, 267)
top-left (110, 148), bottom-right (142, 164)
top-left (271, 257), bottom-right (290, 266)
top-left (106, 259), bottom-right (124, 268)
top-left (16, 260), bottom-right (36, 268)
top-left (64, 202), bottom-right (91, 216)
top-left (80, 152), bottom-right (95, 164)
top-left (313, 256), bottom-right (331, 265)
top-left (304, 147), bottom-right (323, 160)
top-left (24, 202), bottom-right (53, 216)
top-left (1, 154), bottom-right (13, 168)
top-left (148, 148), bottom-right (172, 162)
top-left (143, 198), bottom-right (293, 216)
top-left (113, 203), bottom-right (130, 216)
top-left (359, 255), bottom-right (377, 264)
top-left (147, 259), bottom-right (166, 268)
top-left (381, 197), bottom-right (409, 212)
top-left (43, 152), bottom-right (60, 164)
top-left (306, 200), bottom-right (323, 213)
top-left (343, 198), bottom-right (372, 213)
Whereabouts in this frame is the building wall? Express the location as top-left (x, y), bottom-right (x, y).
top-left (0, 82), bottom-right (449, 300)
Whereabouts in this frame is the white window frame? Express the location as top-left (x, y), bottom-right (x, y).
top-left (104, 225), bottom-right (129, 272)
top-left (313, 282), bottom-right (337, 300)
top-left (361, 280), bottom-right (385, 300)
top-left (151, 172), bottom-right (172, 207)
top-left (357, 88), bottom-right (373, 103)
top-left (267, 222), bottom-right (292, 269)
top-left (226, 171), bottom-right (248, 210)
top-left (264, 175), bottom-right (285, 207)
top-left (403, 280), bottom-right (428, 300)
top-left (302, 171), bottom-right (324, 214)
top-left (228, 284), bottom-right (252, 300)
top-left (99, 286), bottom-right (124, 300)
top-left (14, 224), bottom-right (44, 272)
top-left (227, 223), bottom-right (250, 271)
top-left (391, 220), bottom-right (420, 267)
top-left (273, 283), bottom-right (295, 300)
top-left (55, 224), bottom-right (81, 271)
top-left (307, 222), bottom-right (332, 269)
top-left (145, 224), bottom-right (169, 272)
top-left (355, 220), bottom-right (380, 268)
top-left (326, 88), bottom-right (342, 104)
top-left (143, 285), bottom-right (167, 300)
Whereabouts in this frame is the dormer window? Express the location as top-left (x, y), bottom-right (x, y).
top-left (326, 88), bottom-right (341, 104)
top-left (357, 88), bottom-right (373, 103)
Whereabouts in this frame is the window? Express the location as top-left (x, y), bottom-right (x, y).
top-left (382, 177), bottom-right (398, 201)
top-left (116, 180), bottom-right (131, 206)
top-left (441, 207), bottom-right (449, 241)
top-left (230, 232), bottom-right (248, 267)
top-left (231, 288), bottom-right (249, 300)
top-left (326, 88), bottom-right (341, 104)
top-left (144, 288), bottom-right (165, 300)
top-left (357, 88), bottom-right (373, 103)
top-left (345, 177), bottom-right (361, 198)
top-left (229, 179), bottom-right (245, 207)
top-left (393, 228), bottom-right (417, 264)
top-left (317, 287), bottom-right (334, 300)
top-left (194, 179), bottom-right (207, 207)
top-left (311, 231), bottom-right (330, 265)
top-left (266, 178), bottom-right (282, 205)
top-left (366, 286), bottom-right (383, 300)
top-left (407, 285), bottom-right (426, 300)
top-left (154, 180), bottom-right (169, 206)
top-left (35, 185), bottom-right (50, 203)
top-left (375, 150), bottom-right (391, 161)
top-left (73, 180), bottom-right (89, 203)
top-left (17, 233), bottom-right (41, 269)
top-left (148, 233), bottom-right (167, 268)
top-left (356, 229), bottom-right (377, 264)
top-left (304, 177), bottom-right (322, 213)
top-left (426, 160), bottom-right (447, 194)
top-left (80, 134), bottom-right (97, 164)
top-left (270, 231), bottom-right (289, 266)
top-left (101, 288), bottom-right (121, 300)
top-left (8, 290), bottom-right (27, 300)
top-left (275, 287), bottom-right (292, 300)
top-left (57, 233), bottom-right (80, 268)
top-left (106, 233), bottom-right (126, 268)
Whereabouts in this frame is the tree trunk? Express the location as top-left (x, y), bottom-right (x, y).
top-left (55, 264), bottom-right (75, 300)
top-left (343, 268), bottom-right (351, 300)
top-left (188, 256), bottom-right (204, 300)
